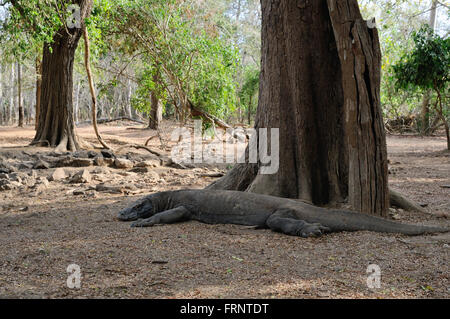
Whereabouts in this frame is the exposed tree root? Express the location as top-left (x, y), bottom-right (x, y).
top-left (389, 189), bottom-right (427, 213)
top-left (29, 140), bottom-right (50, 147)
top-left (208, 164), bottom-right (427, 214)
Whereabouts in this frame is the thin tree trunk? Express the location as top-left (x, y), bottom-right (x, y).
top-left (17, 63), bottom-right (24, 127)
top-left (9, 63), bottom-right (14, 125)
top-left (35, 57), bottom-right (42, 130)
top-left (83, 25), bottom-right (110, 150)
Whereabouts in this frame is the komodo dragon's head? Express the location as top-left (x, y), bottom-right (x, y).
top-left (117, 197), bottom-right (154, 221)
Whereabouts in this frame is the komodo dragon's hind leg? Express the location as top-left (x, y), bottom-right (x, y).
top-left (131, 206), bottom-right (191, 227)
top-left (266, 209), bottom-right (331, 237)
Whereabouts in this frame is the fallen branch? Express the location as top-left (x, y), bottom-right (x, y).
top-left (188, 100), bottom-right (231, 130)
top-left (77, 117), bottom-right (146, 126)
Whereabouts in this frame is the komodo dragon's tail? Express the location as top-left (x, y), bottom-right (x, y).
top-left (310, 209), bottom-right (449, 236)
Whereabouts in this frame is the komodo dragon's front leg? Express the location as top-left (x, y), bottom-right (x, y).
top-left (131, 206), bottom-right (191, 227)
top-left (266, 209), bottom-right (331, 238)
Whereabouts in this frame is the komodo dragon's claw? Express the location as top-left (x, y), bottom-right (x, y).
top-left (298, 224), bottom-right (331, 238)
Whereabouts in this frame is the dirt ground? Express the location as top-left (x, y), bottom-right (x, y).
top-left (0, 122), bottom-right (449, 299)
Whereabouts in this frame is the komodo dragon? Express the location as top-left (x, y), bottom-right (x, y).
top-left (117, 189), bottom-right (449, 237)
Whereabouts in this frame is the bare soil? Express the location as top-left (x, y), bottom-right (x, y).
top-left (0, 122), bottom-right (449, 299)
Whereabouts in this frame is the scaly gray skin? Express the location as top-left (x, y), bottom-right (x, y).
top-left (117, 189), bottom-right (449, 237)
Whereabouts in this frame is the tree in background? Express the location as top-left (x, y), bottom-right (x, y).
top-left (1, 0), bottom-right (94, 150)
top-left (392, 25), bottom-right (450, 149)
top-left (110, 0), bottom-right (239, 127)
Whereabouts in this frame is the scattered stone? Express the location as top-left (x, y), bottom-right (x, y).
top-left (129, 167), bottom-right (151, 173)
top-left (35, 177), bottom-right (49, 187)
top-left (32, 177), bottom-right (49, 193)
top-left (148, 171), bottom-right (160, 180)
top-left (94, 157), bottom-right (107, 166)
top-left (0, 180), bottom-right (22, 191)
top-left (135, 160), bottom-right (159, 168)
top-left (70, 170), bottom-right (92, 184)
top-left (8, 172), bottom-right (25, 183)
top-left (29, 170), bottom-right (38, 179)
top-left (33, 160), bottom-right (50, 170)
top-left (0, 160), bottom-right (17, 174)
top-left (124, 184), bottom-right (138, 191)
top-left (104, 158), bottom-right (115, 166)
top-left (92, 167), bottom-right (110, 174)
top-left (55, 156), bottom-right (93, 168)
top-left (18, 162), bottom-right (33, 170)
top-left (117, 171), bottom-right (132, 177)
top-left (388, 208), bottom-right (396, 216)
top-left (0, 173), bottom-right (9, 180)
top-left (70, 158), bottom-right (93, 167)
top-left (0, 180), bottom-right (12, 191)
top-left (114, 158), bottom-right (133, 169)
top-left (73, 189), bottom-right (86, 196)
top-left (47, 151), bottom-right (70, 157)
top-left (95, 157), bottom-right (114, 167)
top-left (49, 168), bottom-right (66, 181)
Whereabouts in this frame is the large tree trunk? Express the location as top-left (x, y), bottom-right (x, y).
top-left (209, 0), bottom-right (389, 216)
top-left (33, 0), bottom-right (93, 151)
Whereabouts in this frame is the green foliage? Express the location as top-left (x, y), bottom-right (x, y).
top-left (0, 0), bottom-right (64, 61)
top-left (392, 25), bottom-right (450, 129)
top-left (392, 25), bottom-right (449, 92)
top-left (238, 65), bottom-right (259, 117)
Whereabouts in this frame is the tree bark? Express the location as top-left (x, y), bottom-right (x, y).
top-left (74, 80), bottom-right (81, 123)
top-left (148, 92), bottom-right (162, 130)
top-left (209, 0), bottom-right (389, 216)
top-left (32, 0), bottom-right (93, 151)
